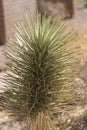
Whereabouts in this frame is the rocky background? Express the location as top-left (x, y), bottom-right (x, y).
top-left (37, 0), bottom-right (74, 19)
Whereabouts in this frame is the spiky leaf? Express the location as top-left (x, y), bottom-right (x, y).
top-left (2, 13), bottom-right (76, 123)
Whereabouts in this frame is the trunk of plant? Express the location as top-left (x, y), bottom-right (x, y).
top-left (26, 111), bottom-right (56, 130)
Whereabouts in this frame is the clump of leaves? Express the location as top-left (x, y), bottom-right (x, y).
top-left (2, 13), bottom-right (76, 130)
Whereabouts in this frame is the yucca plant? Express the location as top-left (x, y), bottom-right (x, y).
top-left (2, 13), bottom-right (76, 130)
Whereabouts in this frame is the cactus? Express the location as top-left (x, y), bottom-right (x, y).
top-left (2, 13), bottom-right (76, 130)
